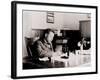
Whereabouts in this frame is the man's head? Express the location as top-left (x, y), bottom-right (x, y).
top-left (44, 29), bottom-right (55, 43)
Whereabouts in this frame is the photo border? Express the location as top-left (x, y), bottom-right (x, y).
top-left (11, 1), bottom-right (98, 79)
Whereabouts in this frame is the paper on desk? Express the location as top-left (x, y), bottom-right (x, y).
top-left (39, 57), bottom-right (49, 61)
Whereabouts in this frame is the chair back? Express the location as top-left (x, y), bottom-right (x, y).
top-left (25, 37), bottom-right (33, 58)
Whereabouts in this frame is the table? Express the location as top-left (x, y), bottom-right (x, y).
top-left (23, 50), bottom-right (91, 69)
top-left (51, 50), bottom-right (91, 67)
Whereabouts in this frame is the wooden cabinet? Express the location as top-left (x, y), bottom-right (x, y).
top-left (79, 20), bottom-right (91, 38)
top-left (52, 30), bottom-right (81, 53)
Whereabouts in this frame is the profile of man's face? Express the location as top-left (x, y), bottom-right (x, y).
top-left (46, 31), bottom-right (54, 43)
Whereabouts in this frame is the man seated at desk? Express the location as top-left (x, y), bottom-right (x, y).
top-left (32, 29), bottom-right (55, 62)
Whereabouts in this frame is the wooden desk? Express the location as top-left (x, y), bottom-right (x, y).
top-left (23, 50), bottom-right (91, 69)
top-left (51, 50), bottom-right (91, 67)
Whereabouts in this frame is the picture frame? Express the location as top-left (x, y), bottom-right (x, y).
top-left (47, 11), bottom-right (54, 23)
top-left (11, 1), bottom-right (98, 79)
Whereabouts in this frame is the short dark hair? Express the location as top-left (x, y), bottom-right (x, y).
top-left (41, 28), bottom-right (55, 39)
top-left (44, 28), bottom-right (55, 34)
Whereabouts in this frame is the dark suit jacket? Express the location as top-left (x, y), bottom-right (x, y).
top-left (31, 39), bottom-right (53, 59)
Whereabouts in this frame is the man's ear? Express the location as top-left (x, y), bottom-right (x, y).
top-left (45, 33), bottom-right (48, 38)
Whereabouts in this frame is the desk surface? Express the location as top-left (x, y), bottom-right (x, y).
top-left (51, 50), bottom-right (91, 67)
top-left (23, 50), bottom-right (91, 69)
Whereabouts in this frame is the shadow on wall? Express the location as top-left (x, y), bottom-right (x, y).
top-left (23, 29), bottom-right (44, 58)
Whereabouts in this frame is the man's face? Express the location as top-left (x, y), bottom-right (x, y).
top-left (46, 31), bottom-right (54, 43)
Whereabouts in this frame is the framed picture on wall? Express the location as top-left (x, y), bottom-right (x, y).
top-left (11, 1), bottom-right (98, 79)
top-left (47, 11), bottom-right (54, 23)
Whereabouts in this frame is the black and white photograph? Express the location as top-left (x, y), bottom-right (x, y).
top-left (11, 1), bottom-right (97, 79)
top-left (23, 10), bottom-right (91, 69)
